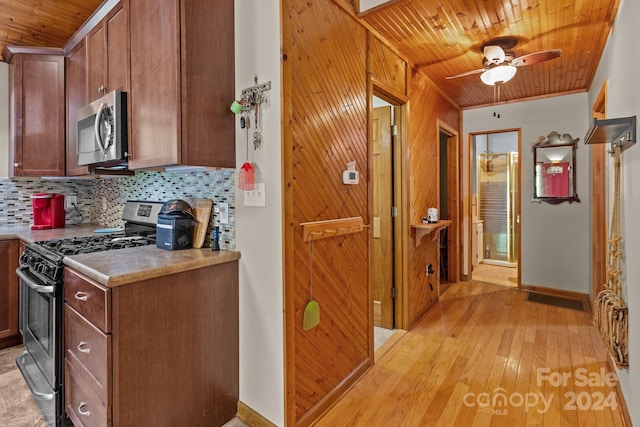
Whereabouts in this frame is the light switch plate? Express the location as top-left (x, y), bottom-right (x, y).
top-left (244, 183), bottom-right (266, 207)
top-left (218, 202), bottom-right (229, 224)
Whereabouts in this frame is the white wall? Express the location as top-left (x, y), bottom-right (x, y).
top-left (588, 0), bottom-right (639, 422)
top-left (463, 93), bottom-right (590, 293)
top-left (0, 62), bottom-right (8, 177)
top-left (359, 0), bottom-right (387, 12)
top-left (234, 1), bottom-right (284, 425)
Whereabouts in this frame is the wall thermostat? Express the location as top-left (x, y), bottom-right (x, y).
top-left (343, 169), bottom-right (359, 185)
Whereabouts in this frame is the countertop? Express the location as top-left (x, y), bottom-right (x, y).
top-left (65, 246), bottom-right (240, 287)
top-left (0, 224), bottom-right (240, 288)
top-left (0, 224), bottom-right (101, 243)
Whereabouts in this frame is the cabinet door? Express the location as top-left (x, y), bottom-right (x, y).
top-left (66, 41), bottom-right (90, 176)
top-left (0, 240), bottom-right (19, 345)
top-left (87, 24), bottom-right (107, 102)
top-left (87, 2), bottom-right (128, 101)
top-left (129, 0), bottom-right (180, 169)
top-left (10, 54), bottom-right (65, 176)
top-left (105, 3), bottom-right (129, 94)
top-left (180, 0), bottom-right (235, 168)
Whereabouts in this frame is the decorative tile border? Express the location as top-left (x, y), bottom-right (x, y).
top-left (0, 169), bottom-right (236, 249)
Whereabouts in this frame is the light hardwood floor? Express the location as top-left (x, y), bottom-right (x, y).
top-left (471, 263), bottom-right (518, 287)
top-left (315, 281), bottom-right (628, 426)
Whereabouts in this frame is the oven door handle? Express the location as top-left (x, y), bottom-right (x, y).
top-left (16, 267), bottom-right (55, 294)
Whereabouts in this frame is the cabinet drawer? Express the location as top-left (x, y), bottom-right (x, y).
top-left (65, 358), bottom-right (111, 427)
top-left (64, 267), bottom-right (111, 332)
top-left (65, 305), bottom-right (111, 402)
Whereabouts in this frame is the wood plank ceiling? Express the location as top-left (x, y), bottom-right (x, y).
top-left (0, 0), bottom-right (622, 107)
top-left (0, 0), bottom-right (103, 61)
top-left (358, 0), bottom-right (621, 108)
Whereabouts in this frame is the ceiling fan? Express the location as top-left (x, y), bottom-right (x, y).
top-left (446, 37), bottom-right (562, 86)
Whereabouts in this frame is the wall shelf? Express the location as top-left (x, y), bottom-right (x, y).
top-left (584, 116), bottom-right (636, 154)
top-left (412, 220), bottom-right (452, 248)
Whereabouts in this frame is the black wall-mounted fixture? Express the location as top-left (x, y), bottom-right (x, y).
top-left (584, 115), bottom-right (636, 154)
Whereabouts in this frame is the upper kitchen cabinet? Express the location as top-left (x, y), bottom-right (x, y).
top-left (128, 0), bottom-right (235, 170)
top-left (65, 41), bottom-right (90, 176)
top-left (65, 1), bottom-right (129, 176)
top-left (5, 48), bottom-right (66, 177)
top-left (86, 2), bottom-right (129, 101)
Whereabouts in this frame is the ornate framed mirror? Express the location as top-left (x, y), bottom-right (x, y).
top-left (532, 131), bottom-right (580, 204)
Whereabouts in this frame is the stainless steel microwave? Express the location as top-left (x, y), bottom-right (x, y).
top-left (76, 90), bottom-right (128, 166)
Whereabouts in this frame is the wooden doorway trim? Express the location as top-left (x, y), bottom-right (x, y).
top-left (370, 77), bottom-right (409, 337)
top-left (467, 128), bottom-right (522, 286)
top-left (437, 120), bottom-right (460, 283)
top-left (591, 81), bottom-right (608, 302)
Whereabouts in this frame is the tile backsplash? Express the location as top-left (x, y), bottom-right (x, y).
top-left (0, 168), bottom-right (235, 249)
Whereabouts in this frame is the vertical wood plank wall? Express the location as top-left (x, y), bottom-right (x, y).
top-left (407, 70), bottom-right (460, 326)
top-left (369, 36), bottom-right (407, 94)
top-left (283, 0), bottom-right (460, 424)
top-left (285, 0), bottom-right (369, 423)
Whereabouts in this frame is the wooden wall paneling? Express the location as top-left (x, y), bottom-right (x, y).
top-left (369, 35), bottom-right (406, 96)
top-left (407, 67), bottom-right (460, 326)
top-left (285, 0), bottom-right (371, 424)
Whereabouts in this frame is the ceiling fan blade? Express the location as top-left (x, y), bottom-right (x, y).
top-left (512, 49), bottom-right (562, 67)
top-left (445, 68), bottom-right (486, 79)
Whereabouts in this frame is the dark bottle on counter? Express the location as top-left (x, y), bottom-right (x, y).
top-left (212, 226), bottom-right (220, 251)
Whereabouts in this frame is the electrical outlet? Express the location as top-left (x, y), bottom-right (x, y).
top-left (244, 183), bottom-right (266, 207)
top-left (65, 194), bottom-right (78, 210)
top-left (218, 202), bottom-right (229, 224)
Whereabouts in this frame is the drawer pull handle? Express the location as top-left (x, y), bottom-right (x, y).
top-left (78, 402), bottom-right (91, 417)
top-left (74, 292), bottom-right (88, 301)
top-left (77, 342), bottom-right (91, 354)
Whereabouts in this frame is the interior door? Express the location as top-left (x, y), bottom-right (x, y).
top-left (373, 106), bottom-right (394, 328)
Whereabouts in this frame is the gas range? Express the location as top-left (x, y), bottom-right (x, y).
top-left (20, 200), bottom-right (164, 281)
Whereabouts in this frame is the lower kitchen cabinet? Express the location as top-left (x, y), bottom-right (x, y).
top-left (0, 240), bottom-right (20, 349)
top-left (63, 261), bottom-right (239, 426)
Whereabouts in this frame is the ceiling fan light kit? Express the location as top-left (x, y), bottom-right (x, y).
top-left (480, 65), bottom-right (517, 86)
top-left (446, 36), bottom-right (562, 94)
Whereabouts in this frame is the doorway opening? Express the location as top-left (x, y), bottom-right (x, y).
top-left (470, 130), bottom-right (521, 287)
top-left (371, 90), bottom-right (407, 355)
top-left (438, 124), bottom-right (460, 285)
